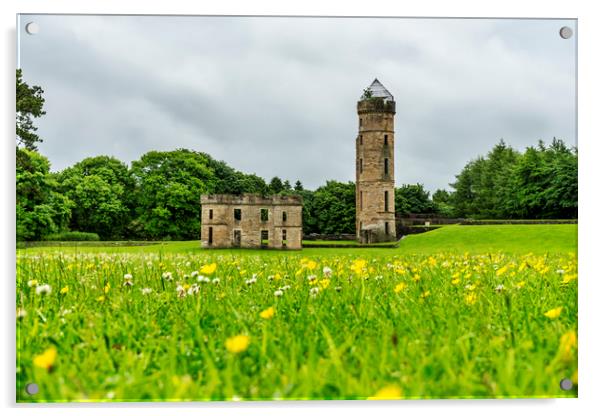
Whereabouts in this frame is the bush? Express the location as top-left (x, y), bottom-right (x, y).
top-left (44, 231), bottom-right (100, 241)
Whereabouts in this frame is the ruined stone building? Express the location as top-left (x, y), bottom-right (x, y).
top-left (200, 194), bottom-right (302, 249)
top-left (356, 79), bottom-right (397, 243)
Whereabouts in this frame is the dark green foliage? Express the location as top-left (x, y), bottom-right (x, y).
top-left (16, 149), bottom-right (73, 241)
top-left (56, 156), bottom-right (135, 240)
top-left (309, 181), bottom-right (356, 234)
top-left (16, 69), bottom-right (46, 150)
top-left (395, 184), bottom-right (437, 215)
top-left (450, 139), bottom-right (577, 219)
top-left (269, 176), bottom-right (284, 194)
top-left (44, 231), bottom-right (100, 241)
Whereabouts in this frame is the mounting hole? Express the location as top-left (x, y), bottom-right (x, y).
top-left (559, 26), bottom-right (573, 39)
top-left (25, 22), bottom-right (39, 35)
top-left (25, 383), bottom-right (39, 395)
top-left (559, 378), bottom-right (573, 391)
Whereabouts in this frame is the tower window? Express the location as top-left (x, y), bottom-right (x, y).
top-left (384, 158), bottom-right (389, 175)
top-left (282, 211), bottom-right (287, 222)
top-left (360, 191), bottom-right (363, 210)
top-left (234, 208), bottom-right (242, 221)
top-left (260, 208), bottom-right (269, 222)
top-left (385, 222), bottom-right (390, 235)
top-left (359, 118), bottom-right (363, 127)
top-left (261, 230), bottom-right (269, 247)
top-left (384, 134), bottom-right (388, 145)
top-left (384, 190), bottom-right (389, 212)
top-left (209, 209), bottom-right (213, 220)
top-left (282, 229), bottom-right (287, 247)
top-left (359, 135), bottom-right (363, 145)
top-left (359, 158), bottom-right (363, 174)
top-left (208, 227), bottom-right (213, 245)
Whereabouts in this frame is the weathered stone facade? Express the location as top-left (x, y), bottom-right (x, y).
top-left (356, 79), bottom-right (397, 243)
top-left (200, 194), bottom-right (303, 249)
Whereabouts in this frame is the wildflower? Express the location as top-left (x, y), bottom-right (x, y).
top-left (496, 265), bottom-right (509, 276)
top-left (544, 307), bottom-right (563, 319)
top-left (281, 285), bottom-right (291, 291)
top-left (176, 284), bottom-right (186, 298)
top-left (27, 279), bottom-right (39, 288)
top-left (394, 282), bottom-right (407, 293)
top-left (323, 266), bottom-right (332, 277)
top-left (191, 271), bottom-right (199, 278)
top-left (350, 259), bottom-right (367, 274)
top-left (335, 286), bottom-right (342, 292)
top-left (375, 275), bottom-right (383, 281)
top-left (556, 269), bottom-right (565, 274)
top-left (514, 281), bottom-right (526, 289)
top-left (212, 277), bottom-right (220, 285)
top-left (495, 284), bottom-right (504, 293)
top-left (465, 293), bottom-right (477, 305)
top-left (97, 295), bottom-right (105, 302)
top-left (162, 272), bottom-right (173, 281)
top-left (412, 274), bottom-right (421, 282)
top-left (562, 273), bottom-right (577, 284)
top-left (198, 275), bottom-right (210, 284)
top-left (260, 306), bottom-right (275, 319)
top-left (33, 346), bottom-right (57, 371)
top-left (60, 286), bottom-right (69, 295)
top-left (451, 278), bottom-right (461, 285)
top-left (16, 308), bottom-right (27, 319)
top-left (141, 288), bottom-right (153, 295)
top-left (200, 263), bottom-right (217, 275)
top-left (267, 275), bottom-right (274, 281)
top-left (428, 257), bottom-right (437, 267)
top-left (368, 385), bottom-right (403, 400)
top-left (558, 330), bottom-right (577, 362)
top-left (123, 274), bottom-right (133, 287)
top-left (36, 284), bottom-right (52, 296)
top-left (274, 289), bottom-right (284, 297)
top-left (225, 335), bottom-right (250, 354)
top-left (104, 282), bottom-right (111, 293)
top-left (305, 260), bottom-right (318, 271)
top-left (245, 276), bottom-right (257, 285)
top-left (420, 290), bottom-right (430, 299)
top-left (310, 287), bottom-right (319, 297)
top-left (187, 284), bottom-right (200, 295)
top-left (124, 273), bottom-right (133, 280)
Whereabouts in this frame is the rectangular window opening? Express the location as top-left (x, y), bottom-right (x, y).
top-left (234, 208), bottom-right (242, 221)
top-left (208, 227), bottom-right (213, 245)
top-left (359, 134), bottom-right (363, 145)
top-left (384, 134), bottom-right (388, 146)
top-left (385, 222), bottom-right (389, 235)
top-left (260, 208), bottom-right (269, 222)
top-left (360, 191), bottom-right (363, 210)
top-left (384, 191), bottom-right (389, 212)
top-left (282, 229), bottom-right (287, 247)
top-left (233, 229), bottom-right (241, 247)
top-left (261, 230), bottom-right (269, 248)
top-left (209, 209), bottom-right (213, 220)
top-left (359, 158), bottom-right (363, 174)
top-left (384, 158), bottom-right (389, 175)
top-left (282, 211), bottom-right (287, 222)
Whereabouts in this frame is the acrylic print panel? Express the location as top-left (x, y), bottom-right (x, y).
top-left (16, 14), bottom-right (577, 402)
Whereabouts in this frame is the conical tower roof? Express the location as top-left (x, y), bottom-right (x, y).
top-left (361, 78), bottom-right (394, 101)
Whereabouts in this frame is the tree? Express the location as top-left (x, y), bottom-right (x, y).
top-left (16, 69), bottom-right (46, 151)
top-left (16, 149), bottom-right (72, 240)
top-left (131, 149), bottom-right (217, 240)
top-left (395, 184), bottom-right (436, 215)
top-left (56, 156), bottom-right (134, 239)
top-left (269, 176), bottom-right (284, 194)
top-left (310, 181), bottom-right (356, 234)
top-left (294, 180), bottom-right (304, 191)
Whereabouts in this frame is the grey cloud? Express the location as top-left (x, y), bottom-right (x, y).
top-left (18, 15), bottom-right (576, 192)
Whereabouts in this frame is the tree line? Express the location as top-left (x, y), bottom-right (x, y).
top-left (16, 71), bottom-right (577, 241)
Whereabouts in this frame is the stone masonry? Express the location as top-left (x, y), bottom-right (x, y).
top-left (200, 194), bottom-right (303, 250)
top-left (356, 79), bottom-right (397, 243)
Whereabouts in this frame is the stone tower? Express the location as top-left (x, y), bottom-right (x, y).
top-left (356, 79), bottom-right (396, 243)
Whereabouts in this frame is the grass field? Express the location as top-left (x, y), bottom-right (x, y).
top-left (16, 225), bottom-right (578, 401)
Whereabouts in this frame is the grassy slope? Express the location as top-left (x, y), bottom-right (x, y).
top-left (18, 224), bottom-right (577, 256)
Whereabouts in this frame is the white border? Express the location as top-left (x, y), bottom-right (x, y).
top-left (2, 1), bottom-right (601, 416)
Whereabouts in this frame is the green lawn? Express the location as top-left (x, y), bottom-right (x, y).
top-left (16, 224), bottom-right (578, 401)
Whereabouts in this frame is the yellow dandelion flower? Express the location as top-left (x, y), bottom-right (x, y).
top-left (562, 274), bottom-right (577, 284)
top-left (104, 283), bottom-right (111, 294)
top-left (420, 290), bottom-right (430, 299)
top-left (97, 295), bottom-right (105, 302)
top-left (428, 257), bottom-right (437, 267)
top-left (274, 273), bottom-right (282, 281)
top-left (465, 293), bottom-right (477, 305)
top-left (394, 282), bottom-right (407, 293)
top-left (496, 265), bottom-right (508, 276)
top-left (368, 385), bottom-right (403, 400)
top-left (33, 346), bottom-right (57, 370)
top-left (518, 262), bottom-right (528, 272)
top-left (60, 286), bottom-right (69, 295)
top-left (558, 330), bottom-right (577, 362)
top-left (412, 274), bottom-right (421, 282)
top-left (319, 279), bottom-right (331, 289)
top-left (515, 281), bottom-right (526, 289)
top-left (200, 263), bottom-right (217, 275)
top-left (259, 306), bottom-right (275, 319)
top-left (225, 335), bottom-right (250, 354)
top-left (544, 307), bottom-right (562, 319)
top-left (451, 278), bottom-right (461, 285)
top-left (350, 259), bottom-right (367, 274)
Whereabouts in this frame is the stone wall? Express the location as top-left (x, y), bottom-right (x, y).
top-left (200, 194), bottom-right (303, 250)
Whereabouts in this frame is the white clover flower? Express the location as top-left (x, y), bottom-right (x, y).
top-left (245, 277), bottom-right (257, 285)
top-left (27, 280), bottom-right (38, 288)
top-left (16, 308), bottom-right (27, 319)
top-left (375, 275), bottom-right (383, 281)
top-left (495, 284), bottom-right (504, 293)
top-left (186, 261), bottom-right (191, 267)
top-left (556, 269), bottom-right (566, 274)
top-left (176, 284), bottom-right (186, 298)
top-left (309, 287), bottom-right (319, 297)
top-left (191, 271), bottom-right (199, 278)
top-left (162, 272), bottom-right (173, 281)
top-left (198, 275), bottom-right (210, 283)
top-left (281, 285), bottom-right (291, 291)
top-left (274, 289), bottom-right (284, 297)
top-left (124, 273), bottom-right (133, 280)
top-left (212, 278), bottom-right (220, 285)
top-left (267, 275), bottom-right (274, 281)
top-left (335, 286), bottom-right (342, 292)
top-left (123, 279), bottom-right (134, 287)
top-left (36, 284), bottom-right (52, 295)
top-left (187, 284), bottom-right (200, 295)
top-left (322, 267), bottom-right (332, 278)
top-left (141, 288), bottom-right (153, 295)
top-left (307, 274), bottom-right (317, 282)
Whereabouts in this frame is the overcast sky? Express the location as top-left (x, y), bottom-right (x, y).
top-left (18, 15), bottom-right (576, 192)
